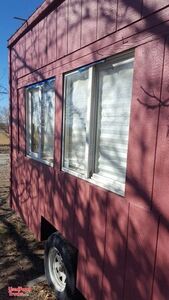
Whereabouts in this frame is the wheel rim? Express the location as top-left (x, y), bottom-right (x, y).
top-left (48, 247), bottom-right (66, 292)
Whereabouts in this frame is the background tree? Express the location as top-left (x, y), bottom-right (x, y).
top-left (0, 84), bottom-right (8, 98)
top-left (0, 84), bottom-right (9, 132)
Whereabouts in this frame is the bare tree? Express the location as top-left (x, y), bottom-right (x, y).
top-left (0, 81), bottom-right (9, 132)
top-left (0, 106), bottom-right (9, 125)
top-left (0, 83), bottom-right (8, 113)
top-left (0, 85), bottom-right (8, 95)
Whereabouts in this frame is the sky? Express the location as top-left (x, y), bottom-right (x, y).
top-left (0, 0), bottom-right (44, 109)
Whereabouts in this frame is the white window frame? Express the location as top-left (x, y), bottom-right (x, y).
top-left (62, 67), bottom-right (94, 178)
top-left (62, 52), bottom-right (134, 196)
top-left (26, 78), bottom-right (55, 167)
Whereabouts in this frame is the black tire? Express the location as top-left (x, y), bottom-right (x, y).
top-left (44, 232), bottom-right (76, 300)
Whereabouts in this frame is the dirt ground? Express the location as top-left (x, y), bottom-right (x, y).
top-left (0, 150), bottom-right (56, 300)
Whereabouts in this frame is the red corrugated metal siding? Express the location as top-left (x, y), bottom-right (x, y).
top-left (47, 9), bottom-right (57, 64)
top-left (73, 179), bottom-right (90, 293)
top-left (81, 0), bottom-right (97, 47)
top-left (57, 1), bottom-right (68, 59)
top-left (68, 0), bottom-right (81, 52)
top-left (9, 1), bottom-right (169, 299)
top-left (124, 206), bottom-right (158, 300)
top-left (97, 0), bottom-right (117, 39)
top-left (32, 25), bottom-right (39, 71)
top-left (152, 222), bottom-right (169, 300)
top-left (13, 4), bottom-right (169, 82)
top-left (52, 172), bottom-right (64, 234)
top-left (28, 162), bottom-right (40, 236)
top-left (38, 165), bottom-right (55, 231)
top-left (25, 30), bottom-right (33, 74)
top-left (117, 0), bottom-right (142, 29)
top-left (102, 196), bottom-right (129, 300)
top-left (142, 0), bottom-right (169, 16)
top-left (151, 37), bottom-right (169, 300)
top-left (85, 186), bottom-right (107, 300)
top-left (10, 45), bottom-right (19, 215)
top-left (153, 36), bottom-right (169, 220)
top-left (16, 37), bottom-right (26, 78)
top-left (126, 39), bottom-right (165, 209)
top-left (39, 18), bottom-right (48, 67)
top-left (18, 88), bottom-right (26, 154)
top-left (62, 173), bottom-right (76, 242)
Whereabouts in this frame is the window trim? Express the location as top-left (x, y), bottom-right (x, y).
top-left (62, 51), bottom-right (134, 196)
top-left (61, 167), bottom-right (126, 196)
top-left (25, 78), bottom-right (55, 167)
top-left (62, 67), bottom-right (94, 177)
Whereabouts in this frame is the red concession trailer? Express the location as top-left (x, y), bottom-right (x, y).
top-left (8, 0), bottom-right (169, 299)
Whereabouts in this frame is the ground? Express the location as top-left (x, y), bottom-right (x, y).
top-left (0, 130), bottom-right (9, 145)
top-left (0, 146), bottom-right (56, 299)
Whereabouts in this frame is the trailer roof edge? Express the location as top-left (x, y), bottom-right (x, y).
top-left (8, 0), bottom-right (60, 48)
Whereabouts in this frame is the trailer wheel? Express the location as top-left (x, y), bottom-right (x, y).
top-left (44, 232), bottom-right (75, 300)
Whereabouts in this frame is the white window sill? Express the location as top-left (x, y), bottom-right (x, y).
top-left (26, 154), bottom-right (54, 168)
top-left (62, 167), bottom-right (125, 197)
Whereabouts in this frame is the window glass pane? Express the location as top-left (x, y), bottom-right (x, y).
top-left (26, 78), bottom-right (55, 164)
top-left (63, 69), bottom-right (91, 174)
top-left (31, 88), bottom-right (40, 154)
top-left (94, 59), bottom-right (134, 189)
top-left (41, 80), bottom-right (55, 163)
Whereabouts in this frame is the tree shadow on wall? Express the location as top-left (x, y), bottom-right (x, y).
top-left (9, 0), bottom-right (169, 299)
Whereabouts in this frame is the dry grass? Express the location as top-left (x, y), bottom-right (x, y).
top-left (0, 131), bottom-right (9, 145)
top-left (31, 282), bottom-right (56, 300)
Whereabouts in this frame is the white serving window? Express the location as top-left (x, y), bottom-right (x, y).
top-left (62, 53), bottom-right (134, 195)
top-left (26, 78), bottom-right (55, 165)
